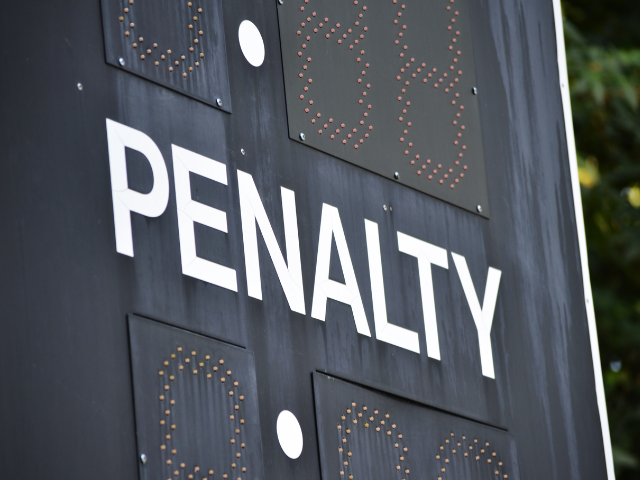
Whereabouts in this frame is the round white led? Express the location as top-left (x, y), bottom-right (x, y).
top-left (238, 20), bottom-right (265, 67)
top-left (276, 410), bottom-right (303, 459)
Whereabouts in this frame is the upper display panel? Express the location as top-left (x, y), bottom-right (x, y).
top-left (278, 0), bottom-right (489, 216)
top-left (101, 0), bottom-right (232, 112)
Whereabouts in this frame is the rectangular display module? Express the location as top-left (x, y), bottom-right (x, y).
top-left (313, 373), bottom-right (520, 480)
top-left (128, 315), bottom-right (264, 480)
top-left (277, 0), bottom-right (489, 216)
top-left (101, 0), bottom-right (232, 111)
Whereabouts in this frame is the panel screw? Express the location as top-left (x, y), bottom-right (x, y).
top-left (216, 98), bottom-right (222, 107)
top-left (77, 83), bottom-right (83, 91)
top-left (140, 453), bottom-right (147, 465)
top-left (299, 132), bottom-right (306, 141)
top-left (472, 87), bottom-right (478, 95)
top-left (389, 206), bottom-right (393, 212)
top-left (278, 0), bottom-right (284, 4)
top-left (383, 205), bottom-right (387, 211)
top-left (240, 148), bottom-right (246, 155)
top-left (394, 172), bottom-right (399, 179)
top-left (118, 57), bottom-right (126, 66)
top-left (476, 205), bottom-right (483, 213)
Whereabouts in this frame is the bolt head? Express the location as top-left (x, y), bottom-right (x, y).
top-left (278, 0), bottom-right (284, 4)
top-left (140, 453), bottom-right (147, 465)
top-left (394, 172), bottom-right (399, 179)
top-left (299, 132), bottom-right (306, 141)
top-left (476, 205), bottom-right (483, 213)
top-left (240, 148), bottom-right (246, 155)
top-left (118, 57), bottom-right (125, 66)
top-left (216, 98), bottom-right (222, 107)
top-left (472, 87), bottom-right (478, 95)
top-left (77, 83), bottom-right (83, 91)
top-left (383, 205), bottom-right (388, 211)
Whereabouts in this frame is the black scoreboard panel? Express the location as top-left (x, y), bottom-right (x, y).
top-left (0, 1), bottom-right (608, 480)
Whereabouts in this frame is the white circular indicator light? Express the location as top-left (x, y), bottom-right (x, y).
top-left (238, 20), bottom-right (265, 67)
top-left (276, 410), bottom-right (303, 459)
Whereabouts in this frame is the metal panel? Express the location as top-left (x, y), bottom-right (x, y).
top-left (277, 0), bottom-right (489, 216)
top-left (128, 315), bottom-right (264, 480)
top-left (313, 373), bottom-right (520, 480)
top-left (101, 0), bottom-right (232, 111)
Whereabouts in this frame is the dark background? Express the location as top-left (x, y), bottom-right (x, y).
top-left (0, 0), bottom-right (609, 479)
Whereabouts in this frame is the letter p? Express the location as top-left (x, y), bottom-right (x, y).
top-left (106, 119), bottom-right (170, 257)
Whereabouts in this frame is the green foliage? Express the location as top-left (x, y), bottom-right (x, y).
top-left (564, 1), bottom-right (640, 477)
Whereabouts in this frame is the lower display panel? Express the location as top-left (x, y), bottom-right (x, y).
top-left (128, 315), bottom-right (264, 480)
top-left (313, 373), bottom-right (520, 480)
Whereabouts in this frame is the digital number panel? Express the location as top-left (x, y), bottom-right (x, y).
top-left (101, 0), bottom-right (232, 111)
top-left (313, 373), bottom-right (520, 480)
top-left (128, 316), bottom-right (264, 480)
top-left (278, 0), bottom-right (489, 215)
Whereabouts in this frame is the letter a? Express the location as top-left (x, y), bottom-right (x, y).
top-left (311, 204), bottom-right (371, 336)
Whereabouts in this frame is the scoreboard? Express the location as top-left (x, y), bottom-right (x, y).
top-left (0, 0), bottom-right (614, 479)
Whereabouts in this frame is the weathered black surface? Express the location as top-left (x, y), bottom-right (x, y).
top-left (129, 315), bottom-right (264, 480)
top-left (0, 0), bottom-right (607, 479)
top-left (314, 373), bottom-right (520, 480)
top-left (278, 0), bottom-right (489, 216)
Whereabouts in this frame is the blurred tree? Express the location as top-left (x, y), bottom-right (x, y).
top-left (563, 1), bottom-right (640, 477)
